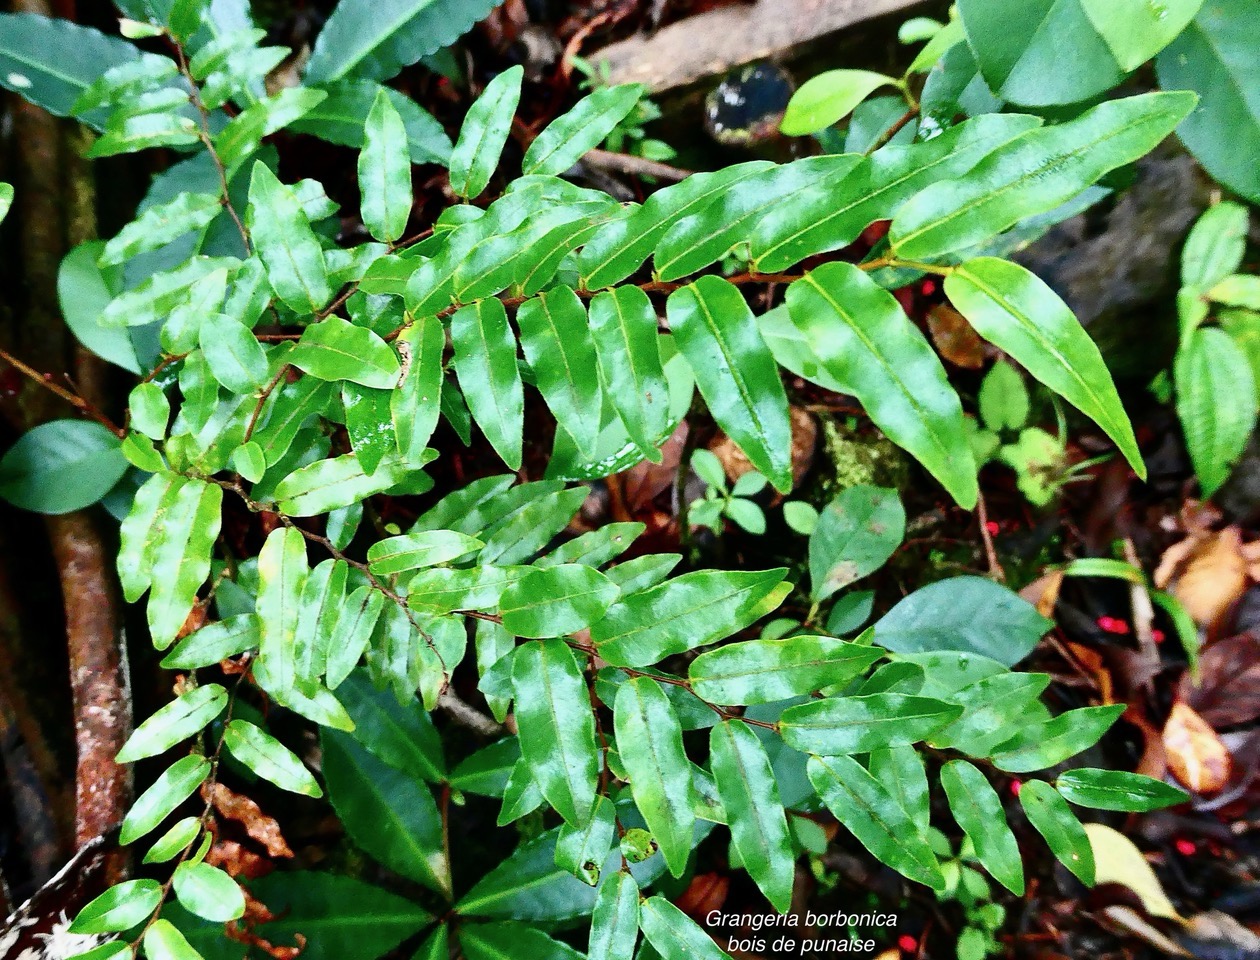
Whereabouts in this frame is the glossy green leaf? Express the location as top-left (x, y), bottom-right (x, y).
top-left (224, 719), bottom-right (322, 797)
top-left (172, 861), bottom-right (246, 922)
top-left (449, 65), bottom-right (523, 198)
top-left (1157, 0), bottom-right (1260, 205)
top-left (991, 704), bottom-right (1124, 772)
top-left (522, 84), bottom-right (643, 176)
top-left (874, 576), bottom-right (1051, 665)
top-left (121, 755), bottom-right (211, 845)
top-left (408, 563), bottom-right (532, 614)
top-left (780, 69), bottom-right (896, 135)
top-left (614, 677), bottom-right (695, 877)
top-left (253, 527), bottom-right (309, 701)
top-left (688, 636), bottom-right (882, 705)
top-left (322, 728), bottom-right (451, 897)
top-left (246, 161), bottom-right (331, 313)
top-left (144, 918), bottom-right (203, 960)
top-left (588, 871), bottom-right (639, 960)
top-left (275, 453), bottom-right (414, 516)
top-left (143, 817), bottom-right (201, 865)
top-left (591, 568), bottom-right (788, 668)
top-left (1056, 769), bottom-right (1188, 812)
top-left (145, 478), bottom-right (222, 650)
top-left (556, 795), bottom-right (617, 885)
top-left (946, 257), bottom-right (1143, 476)
top-left (809, 485), bottom-right (905, 600)
top-left (367, 529), bottom-right (484, 576)
top-left (291, 79), bottom-right (451, 165)
top-left (102, 256), bottom-right (238, 329)
top-left (294, 558), bottom-right (349, 682)
top-left (500, 564), bottom-right (620, 638)
top-left (940, 760), bottom-right (1024, 894)
top-left (215, 88), bottom-right (328, 174)
top-left (199, 312), bottom-right (268, 393)
top-left (780, 693), bottom-right (961, 755)
top-left (640, 896), bottom-right (731, 960)
top-left (666, 277), bottom-right (792, 491)
top-left (807, 755), bottom-right (944, 889)
top-left (117, 473), bottom-right (181, 604)
top-left (70, 879), bottom-right (163, 933)
top-left (289, 315), bottom-right (401, 389)
top-left (889, 92), bottom-right (1196, 259)
top-left (335, 668), bottom-right (444, 781)
top-left (710, 720), bottom-right (794, 911)
top-left (129, 382), bottom-right (170, 441)
top-left (931, 672), bottom-right (1051, 757)
top-left (100, 192), bottom-right (222, 266)
top-left (518, 286), bottom-right (604, 456)
top-left (537, 522), bottom-right (644, 569)
top-left (460, 922), bottom-right (585, 960)
top-left (512, 639), bottom-right (600, 826)
top-left (1175, 326), bottom-right (1257, 496)
top-left (392, 314), bottom-right (446, 464)
top-left (1181, 202), bottom-right (1249, 291)
top-left (117, 684), bottom-right (228, 763)
top-left (786, 262), bottom-right (976, 506)
top-left (58, 241), bottom-right (140, 372)
top-left (587, 285), bottom-right (670, 459)
top-left (0, 420), bottom-right (128, 515)
top-left (451, 298), bottom-right (524, 470)
top-left (359, 88), bottom-right (412, 243)
top-left (1083, 0), bottom-right (1204, 71)
top-left (1019, 779), bottom-right (1095, 884)
top-left (868, 744), bottom-right (930, 834)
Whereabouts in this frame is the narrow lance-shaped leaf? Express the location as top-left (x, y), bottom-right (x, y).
top-left (511, 639), bottom-right (600, 826)
top-left (253, 527), bottom-right (310, 702)
top-left (709, 721), bottom-right (794, 912)
top-left (779, 693), bottom-right (962, 755)
top-left (274, 453), bottom-right (413, 516)
top-left (588, 871), bottom-right (640, 960)
top-left (295, 559), bottom-right (348, 683)
top-left (224, 719), bottom-right (323, 797)
top-left (522, 84), bottom-right (644, 177)
top-left (117, 472), bottom-right (183, 604)
top-left (667, 276), bottom-right (792, 492)
top-left (556, 795), bottom-right (617, 885)
top-left (99, 192), bottom-right (222, 266)
top-left (147, 479), bottom-right (223, 650)
top-left (359, 88), bottom-right (412, 243)
top-left (451, 297), bottom-right (524, 470)
top-left (688, 636), bottom-right (883, 705)
top-left (867, 745), bottom-right (930, 835)
top-left (1019, 779), bottom-right (1095, 885)
top-left (448, 65), bottom-right (523, 199)
top-left (940, 760), bottom-right (1024, 895)
top-left (786, 262), bottom-right (976, 507)
top-left (500, 564), bottom-right (620, 639)
top-left (121, 755), bottom-right (211, 846)
top-left (614, 677), bottom-right (695, 878)
top-left (640, 896), bottom-right (732, 960)
top-left (392, 314), bottom-right (445, 464)
top-left (1055, 769), bottom-right (1188, 812)
top-left (117, 684), bottom-right (228, 763)
top-left (587, 285), bottom-right (670, 460)
top-left (247, 160), bottom-right (331, 313)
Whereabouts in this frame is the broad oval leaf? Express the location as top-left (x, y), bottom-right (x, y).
top-left (1056, 769), bottom-right (1188, 812)
top-left (143, 918), bottom-right (202, 960)
top-left (1019, 779), bottom-right (1095, 885)
top-left (449, 65), bottom-right (523, 199)
top-left (940, 759), bottom-right (1024, 894)
top-left (451, 298), bottom-right (524, 470)
top-left (779, 694), bottom-right (962, 755)
top-left (289, 315), bottom-right (401, 389)
top-left (500, 564), bottom-right (620, 639)
top-left (809, 485), bottom-right (905, 600)
top-left (120, 754), bottom-right (211, 845)
top-left (117, 684), bottom-right (228, 763)
top-left (200, 312), bottom-right (269, 393)
top-left (688, 636), bottom-right (882, 705)
top-left (224, 719), bottom-right (322, 797)
top-left (0, 419), bottom-right (128, 515)
top-left (780, 69), bottom-right (895, 135)
top-left (70, 879), bottom-right (163, 934)
top-left (172, 861), bottom-right (246, 922)
top-left (522, 84), bottom-right (644, 176)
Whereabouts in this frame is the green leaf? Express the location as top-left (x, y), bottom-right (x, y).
top-left (304, 0), bottom-right (507, 85)
top-left (172, 862), bottom-right (246, 922)
top-left (1019, 779), bottom-right (1095, 885)
top-left (666, 277), bottom-right (792, 491)
top-left (537, 522), bottom-right (644, 569)
top-left (161, 615), bottom-right (259, 671)
top-left (940, 760), bottom-right (1024, 894)
top-left (587, 286), bottom-right (671, 459)
top-left (0, 420), bottom-right (128, 515)
top-left (145, 479), bottom-right (223, 649)
top-left (500, 564), bottom-right (620, 638)
top-left (253, 527), bottom-right (309, 701)
top-left (709, 721), bottom-right (794, 911)
top-left (780, 693), bottom-right (961, 755)
top-left (117, 684), bottom-right (228, 763)
top-left (591, 568), bottom-right (788, 668)
top-left (293, 81), bottom-right (452, 165)
top-left (367, 529), bottom-right (484, 576)
top-left (512, 639), bottom-right (600, 826)
top-left (868, 745), bottom-right (930, 834)
top-left (415, 925), bottom-right (450, 960)
top-left (58, 241), bottom-right (140, 373)
top-left (1181, 203), bottom-right (1249, 291)
top-left (518, 286), bottom-right (604, 457)
top-left (392, 314), bottom-right (446, 464)
top-left (809, 485), bottom-right (905, 600)
top-left (289, 315), bottom-right (401, 389)
top-left (1209, 275), bottom-right (1260, 311)
top-left (780, 69), bottom-right (896, 135)
top-left (449, 65), bottom-right (523, 199)
top-left (322, 728), bottom-right (452, 897)
top-left (889, 92), bottom-right (1196, 259)
top-left (931, 672), bottom-right (1052, 756)
top-left (70, 879), bottom-right (163, 933)
top-left (215, 88), bottom-right (328, 174)
top-left (640, 896), bottom-right (732, 960)
top-left (786, 262), bottom-right (976, 506)
top-left (144, 817), bottom-right (201, 865)
top-left (451, 298), bottom-right (524, 470)
top-left (556, 795), bottom-right (617, 885)
top-left (946, 258), bottom-right (1143, 476)
top-left (1175, 326), bottom-right (1257, 496)
top-left (1056, 769), bottom-right (1188, 812)
top-left (688, 636), bottom-right (882, 705)
top-left (1081, 0), bottom-right (1204, 71)
top-left (118, 473), bottom-right (181, 604)
top-left (359, 89), bottom-right (412, 243)
top-left (979, 360), bottom-right (1030, 432)
top-left (991, 704), bottom-right (1125, 772)
top-left (101, 256), bottom-right (237, 330)
top-left (223, 719), bottom-right (322, 797)
top-left (614, 677), bottom-right (695, 877)
top-left (336, 668), bottom-right (445, 780)
top-left (588, 871), bottom-right (639, 960)
top-left (275, 453), bottom-right (412, 516)
top-left (408, 564), bottom-right (531, 615)
top-left (144, 918), bottom-right (203, 960)
top-left (460, 922), bottom-right (585, 960)
top-left (522, 84), bottom-right (643, 176)
top-left (121, 755), bottom-right (211, 845)
top-left (874, 576), bottom-right (1050, 665)
top-left (1157, 0), bottom-right (1260, 205)
top-left (100, 192), bottom-right (222, 267)
top-left (129, 382), bottom-right (171, 441)
top-left (807, 755), bottom-right (944, 890)
top-left (199, 312), bottom-right (269, 393)
top-left (247, 161), bottom-right (331, 314)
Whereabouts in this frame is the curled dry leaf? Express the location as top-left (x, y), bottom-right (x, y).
top-left (1179, 633), bottom-right (1260, 728)
top-left (1154, 525), bottom-right (1249, 629)
top-left (203, 781), bottom-right (294, 858)
top-left (1162, 701), bottom-right (1232, 795)
top-left (927, 303), bottom-right (985, 369)
top-left (207, 837), bottom-right (273, 880)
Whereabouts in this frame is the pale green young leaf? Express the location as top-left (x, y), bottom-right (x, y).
top-left (1181, 201), bottom-right (1248, 290)
top-left (146, 479), bottom-right (223, 649)
top-left (359, 88), bottom-right (412, 243)
top-left (199, 312), bottom-right (269, 393)
top-left (522, 84), bottom-right (644, 176)
top-left (70, 879), bottom-right (163, 934)
top-left (786, 262), bottom-right (976, 507)
top-left (121, 755), bottom-right (211, 845)
top-left (289, 315), bottom-right (401, 388)
top-left (99, 192), bottom-right (221, 266)
top-left (253, 526), bottom-right (310, 702)
top-left (1079, 0), bottom-right (1204, 72)
top-left (614, 677), bottom-right (695, 877)
top-left (500, 564), bottom-right (620, 638)
top-left (511, 639), bottom-right (600, 826)
top-left (117, 684), bottom-right (228, 763)
top-left (588, 871), bottom-right (639, 960)
top-left (1175, 326), bottom-right (1257, 496)
top-left (128, 383), bottom-right (170, 440)
top-left (367, 529), bottom-right (484, 576)
top-left (294, 558), bottom-right (348, 682)
top-left (868, 745), bottom-right (930, 835)
top-left (940, 760), bottom-right (1024, 894)
top-left (780, 69), bottom-right (896, 135)
top-left (640, 896), bottom-right (732, 960)
top-left (143, 918), bottom-right (203, 960)
top-left (451, 298), bottom-right (524, 470)
top-left (101, 256), bottom-right (239, 329)
top-left (1208, 274), bottom-right (1260, 311)
top-left (587, 286), bottom-right (670, 460)
top-left (172, 861), bottom-right (246, 922)
top-left (224, 719), bottom-right (322, 797)
top-left (449, 65), bottom-right (523, 199)
top-left (246, 160), bottom-right (331, 313)
top-left (688, 636), bottom-right (882, 705)
top-left (392, 314), bottom-right (445, 464)
top-left (143, 817), bottom-right (201, 865)
top-left (274, 453), bottom-right (414, 517)
top-left (1020, 779), bottom-right (1095, 885)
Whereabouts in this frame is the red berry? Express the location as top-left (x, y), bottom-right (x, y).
top-left (985, 520), bottom-right (1000, 536)
top-left (1096, 616), bottom-right (1131, 635)
top-left (921, 280), bottom-right (937, 296)
top-left (1175, 838), bottom-right (1196, 856)
top-left (1152, 629), bottom-right (1166, 644)
top-left (898, 934), bottom-right (918, 953)
top-left (1010, 779), bottom-right (1022, 797)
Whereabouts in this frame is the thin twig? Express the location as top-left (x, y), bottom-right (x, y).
top-left (584, 148), bottom-right (693, 183)
top-left (976, 492), bottom-right (1005, 582)
top-left (0, 344), bottom-right (125, 436)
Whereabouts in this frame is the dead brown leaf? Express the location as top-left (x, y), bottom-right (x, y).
top-left (675, 872), bottom-right (729, 921)
top-left (1179, 633), bottom-right (1260, 728)
top-left (621, 421), bottom-right (687, 513)
top-left (1020, 570), bottom-right (1064, 619)
top-left (1155, 526), bottom-right (1249, 628)
top-left (206, 837), bottom-right (273, 880)
top-left (927, 303), bottom-right (985, 369)
top-left (203, 781), bottom-right (294, 858)
top-left (1163, 701), bottom-right (1232, 794)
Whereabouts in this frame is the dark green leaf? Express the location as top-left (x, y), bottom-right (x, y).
top-left (940, 760), bottom-right (1024, 894)
top-left (809, 485), bottom-right (905, 600)
top-left (522, 84), bottom-right (643, 176)
top-left (780, 694), bottom-right (962, 755)
top-left (289, 79), bottom-right (451, 165)
top-left (587, 286), bottom-right (671, 459)
top-left (1056, 769), bottom-right (1188, 812)
top-left (500, 564), bottom-right (620, 638)
top-left (1020, 779), bottom-right (1095, 885)
top-left (0, 420), bottom-right (128, 515)
top-left (459, 922), bottom-right (585, 960)
top-left (392, 314), bottom-right (446, 464)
